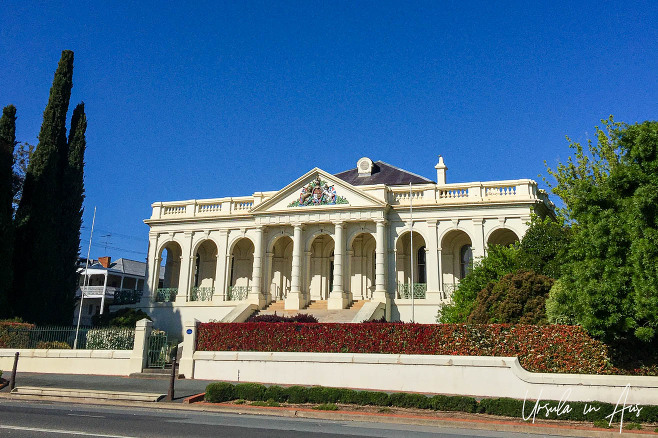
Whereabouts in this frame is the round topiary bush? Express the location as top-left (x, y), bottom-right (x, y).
top-left (205, 382), bottom-right (235, 403)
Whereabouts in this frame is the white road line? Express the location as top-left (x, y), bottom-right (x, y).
top-left (67, 414), bottom-right (106, 418)
top-left (0, 425), bottom-right (139, 437)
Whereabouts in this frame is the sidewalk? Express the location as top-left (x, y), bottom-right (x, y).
top-left (0, 372), bottom-right (210, 402)
top-left (2, 373), bottom-right (657, 437)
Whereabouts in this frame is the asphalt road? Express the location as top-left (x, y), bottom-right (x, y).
top-left (0, 399), bottom-right (566, 438)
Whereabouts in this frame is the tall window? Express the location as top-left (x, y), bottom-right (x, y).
top-left (417, 246), bottom-right (426, 283)
top-left (460, 244), bottom-right (472, 279)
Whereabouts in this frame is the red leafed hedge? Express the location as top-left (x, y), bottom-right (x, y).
top-left (196, 323), bottom-right (611, 374)
top-left (0, 321), bottom-right (36, 348)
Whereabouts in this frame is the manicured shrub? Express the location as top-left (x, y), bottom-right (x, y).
top-left (307, 386), bottom-right (326, 403)
top-left (467, 270), bottom-right (554, 325)
top-left (196, 322), bottom-right (611, 374)
top-left (320, 387), bottom-right (343, 403)
top-left (285, 386), bottom-right (308, 404)
top-left (477, 397), bottom-right (521, 416)
top-left (354, 391), bottom-right (390, 406)
top-left (86, 328), bottom-right (135, 350)
top-left (390, 393), bottom-right (430, 409)
top-left (35, 341), bottom-right (71, 349)
top-left (337, 388), bottom-right (359, 404)
top-left (234, 383), bottom-right (266, 401)
top-left (205, 382), bottom-right (234, 403)
top-left (263, 385), bottom-right (287, 402)
top-left (0, 321), bottom-right (35, 348)
top-left (430, 395), bottom-right (477, 413)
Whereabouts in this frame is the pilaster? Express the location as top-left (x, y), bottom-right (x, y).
top-left (285, 224), bottom-right (304, 310)
top-left (328, 221), bottom-right (348, 309)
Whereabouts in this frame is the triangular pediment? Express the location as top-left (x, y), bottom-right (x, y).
top-left (251, 168), bottom-right (387, 214)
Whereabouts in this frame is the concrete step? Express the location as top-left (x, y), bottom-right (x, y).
top-left (349, 300), bottom-right (369, 310)
top-left (11, 386), bottom-right (165, 402)
top-left (306, 300), bottom-right (327, 310)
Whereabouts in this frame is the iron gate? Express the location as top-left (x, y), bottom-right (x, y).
top-left (147, 331), bottom-right (170, 368)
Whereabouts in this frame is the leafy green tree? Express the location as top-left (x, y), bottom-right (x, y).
top-left (438, 214), bottom-right (566, 323)
top-left (0, 105), bottom-right (17, 316)
top-left (546, 118), bottom-right (658, 342)
top-left (12, 50), bottom-right (76, 324)
top-left (467, 270), bottom-right (554, 324)
top-left (12, 142), bottom-right (34, 210)
top-left (517, 215), bottom-right (569, 279)
top-left (55, 103), bottom-right (87, 323)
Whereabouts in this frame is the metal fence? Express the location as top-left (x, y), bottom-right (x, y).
top-left (0, 325), bottom-right (135, 350)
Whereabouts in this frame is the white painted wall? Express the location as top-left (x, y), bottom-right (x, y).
top-left (0, 350), bottom-right (132, 376)
top-left (192, 351), bottom-right (658, 405)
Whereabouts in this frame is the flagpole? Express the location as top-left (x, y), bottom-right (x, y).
top-left (410, 182), bottom-right (414, 323)
top-left (74, 206), bottom-right (96, 349)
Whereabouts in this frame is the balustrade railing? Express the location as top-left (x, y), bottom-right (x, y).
top-left (155, 288), bottom-right (178, 302)
top-left (443, 283), bottom-right (458, 299)
top-left (396, 282), bottom-right (427, 299)
top-left (190, 286), bottom-right (214, 301)
top-left (227, 286), bottom-right (250, 301)
top-left (113, 289), bottom-right (143, 305)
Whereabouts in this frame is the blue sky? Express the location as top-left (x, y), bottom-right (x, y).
top-left (1, 1), bottom-right (657, 261)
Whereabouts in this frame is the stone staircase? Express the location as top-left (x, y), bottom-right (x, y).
top-left (253, 299), bottom-right (369, 323)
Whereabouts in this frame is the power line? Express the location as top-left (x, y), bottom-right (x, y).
top-left (86, 242), bottom-right (147, 256)
top-left (80, 227), bottom-right (145, 242)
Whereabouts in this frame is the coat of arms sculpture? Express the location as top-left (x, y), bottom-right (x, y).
top-left (288, 177), bottom-right (349, 207)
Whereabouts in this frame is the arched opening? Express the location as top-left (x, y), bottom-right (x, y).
top-left (308, 234), bottom-right (335, 301)
top-left (269, 236), bottom-right (293, 301)
top-left (191, 240), bottom-right (217, 301)
top-left (156, 241), bottom-right (182, 302)
top-left (228, 238), bottom-right (254, 301)
top-left (487, 228), bottom-right (520, 248)
top-left (349, 233), bottom-right (376, 300)
top-left (395, 231), bottom-right (427, 299)
top-left (441, 230), bottom-right (473, 296)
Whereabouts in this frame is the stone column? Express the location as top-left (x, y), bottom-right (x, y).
top-left (175, 232), bottom-right (193, 304)
top-left (249, 226), bottom-right (266, 308)
top-left (425, 220), bottom-right (441, 301)
top-left (438, 247), bottom-right (444, 299)
top-left (472, 218), bottom-right (485, 259)
top-left (129, 318), bottom-right (152, 375)
top-left (265, 251), bottom-right (274, 304)
top-left (328, 222), bottom-right (348, 309)
top-left (285, 224), bottom-right (304, 310)
top-left (304, 251), bottom-right (312, 305)
top-left (372, 220), bottom-right (388, 303)
top-left (213, 231), bottom-right (228, 303)
top-left (178, 319), bottom-right (197, 379)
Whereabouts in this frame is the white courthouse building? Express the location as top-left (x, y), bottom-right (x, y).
top-left (130, 157), bottom-right (553, 335)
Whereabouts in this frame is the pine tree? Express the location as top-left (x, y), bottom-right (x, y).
top-left (0, 105), bottom-right (17, 317)
top-left (12, 51), bottom-right (74, 324)
top-left (56, 103), bottom-right (87, 322)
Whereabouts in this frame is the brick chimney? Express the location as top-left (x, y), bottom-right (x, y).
top-left (99, 256), bottom-right (111, 268)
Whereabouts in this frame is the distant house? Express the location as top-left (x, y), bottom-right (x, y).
top-left (73, 257), bottom-right (155, 326)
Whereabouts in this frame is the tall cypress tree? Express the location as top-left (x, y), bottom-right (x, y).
top-left (56, 103), bottom-right (87, 322)
top-left (12, 51), bottom-right (74, 324)
top-left (0, 105), bottom-right (17, 317)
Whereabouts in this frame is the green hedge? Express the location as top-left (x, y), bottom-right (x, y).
top-left (205, 382), bottom-right (235, 402)
top-left (203, 382), bottom-right (658, 424)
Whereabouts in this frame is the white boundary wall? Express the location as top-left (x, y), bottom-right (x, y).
top-left (0, 319), bottom-right (153, 377)
top-left (192, 351), bottom-right (658, 405)
top-left (0, 349), bottom-right (132, 376)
